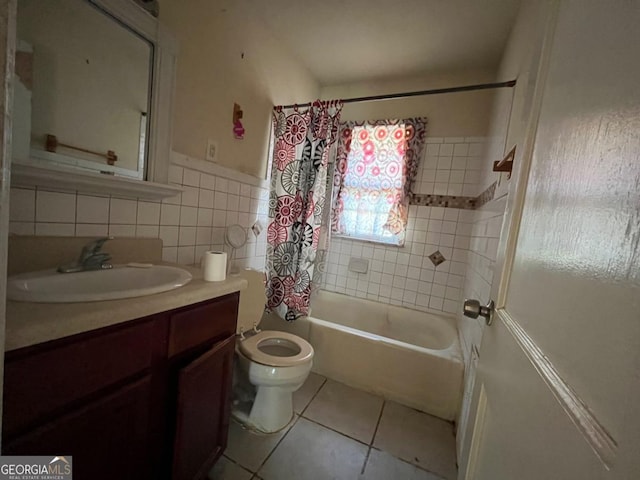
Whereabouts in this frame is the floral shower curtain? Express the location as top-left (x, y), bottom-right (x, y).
top-left (266, 101), bottom-right (343, 321)
top-left (331, 118), bottom-right (427, 243)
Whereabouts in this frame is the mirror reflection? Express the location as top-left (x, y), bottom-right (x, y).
top-left (15, 0), bottom-right (153, 179)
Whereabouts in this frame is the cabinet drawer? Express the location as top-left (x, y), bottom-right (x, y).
top-left (168, 293), bottom-right (238, 357)
top-left (3, 319), bottom-right (155, 438)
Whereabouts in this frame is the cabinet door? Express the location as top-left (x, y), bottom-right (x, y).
top-left (4, 376), bottom-right (152, 480)
top-left (172, 335), bottom-right (235, 480)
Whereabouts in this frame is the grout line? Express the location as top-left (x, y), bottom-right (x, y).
top-left (220, 454), bottom-right (254, 476)
top-left (297, 415), bottom-right (370, 448)
top-left (360, 447), bottom-right (371, 476)
top-left (250, 412), bottom-right (303, 476)
top-left (297, 375), bottom-right (327, 417)
top-left (370, 400), bottom-right (386, 447)
top-left (360, 399), bottom-right (386, 475)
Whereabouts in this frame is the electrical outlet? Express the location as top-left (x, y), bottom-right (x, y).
top-left (206, 139), bottom-right (218, 162)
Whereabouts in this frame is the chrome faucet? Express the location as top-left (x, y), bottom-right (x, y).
top-left (58, 237), bottom-right (114, 273)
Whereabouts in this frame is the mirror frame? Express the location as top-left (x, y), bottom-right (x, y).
top-left (12, 0), bottom-right (181, 199)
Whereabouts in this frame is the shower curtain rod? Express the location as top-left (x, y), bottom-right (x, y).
top-left (279, 79), bottom-right (517, 109)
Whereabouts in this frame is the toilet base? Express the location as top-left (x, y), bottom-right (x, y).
top-left (251, 385), bottom-right (296, 433)
top-left (233, 346), bottom-right (312, 434)
top-left (232, 383), bottom-right (301, 434)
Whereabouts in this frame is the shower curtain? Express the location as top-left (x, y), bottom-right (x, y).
top-left (266, 100), bottom-right (343, 321)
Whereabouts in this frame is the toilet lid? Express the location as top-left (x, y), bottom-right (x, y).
top-left (240, 330), bottom-right (314, 367)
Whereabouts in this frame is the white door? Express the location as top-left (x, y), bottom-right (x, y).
top-left (463, 1), bottom-right (640, 479)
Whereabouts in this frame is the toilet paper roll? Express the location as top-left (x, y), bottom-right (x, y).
top-left (202, 251), bottom-right (227, 282)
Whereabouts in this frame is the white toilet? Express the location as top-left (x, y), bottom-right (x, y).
top-left (233, 269), bottom-right (314, 433)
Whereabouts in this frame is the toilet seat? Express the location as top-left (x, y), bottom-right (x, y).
top-left (239, 330), bottom-right (313, 367)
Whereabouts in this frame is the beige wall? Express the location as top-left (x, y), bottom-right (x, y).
top-left (320, 68), bottom-right (496, 138)
top-left (161, 0), bottom-right (319, 179)
top-left (18, 0), bottom-right (150, 172)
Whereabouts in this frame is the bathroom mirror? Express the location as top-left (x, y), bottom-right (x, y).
top-left (12, 0), bottom-right (179, 198)
top-left (16, 0), bottom-right (152, 179)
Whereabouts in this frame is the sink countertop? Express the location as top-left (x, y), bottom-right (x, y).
top-left (5, 264), bottom-right (247, 352)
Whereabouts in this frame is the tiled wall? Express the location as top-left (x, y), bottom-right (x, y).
top-left (322, 137), bottom-right (487, 315)
top-left (457, 201), bottom-right (504, 363)
top-left (455, 128), bottom-right (508, 368)
top-left (9, 155), bottom-right (270, 271)
top-left (324, 206), bottom-right (473, 314)
top-left (415, 136), bottom-right (486, 198)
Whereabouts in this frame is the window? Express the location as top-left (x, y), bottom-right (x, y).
top-left (331, 118), bottom-right (427, 246)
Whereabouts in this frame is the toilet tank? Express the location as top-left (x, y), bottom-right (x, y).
top-left (235, 269), bottom-right (267, 334)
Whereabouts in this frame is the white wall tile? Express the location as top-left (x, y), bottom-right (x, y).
top-left (227, 194), bottom-right (240, 211)
top-left (429, 296), bottom-right (444, 310)
top-left (177, 246), bottom-right (195, 265)
top-left (228, 180), bottom-right (240, 195)
top-left (183, 169), bottom-right (200, 187)
top-left (196, 227), bottom-right (212, 245)
top-left (137, 202), bottom-right (161, 225)
top-left (76, 224), bottom-right (109, 236)
top-left (439, 143), bottom-right (453, 156)
top-left (10, 222), bottom-right (35, 235)
top-left (181, 186), bottom-right (199, 207)
top-left (216, 177), bottom-right (229, 193)
top-left (197, 208), bottom-right (213, 227)
top-left (136, 225), bottom-right (159, 238)
top-left (36, 223), bottom-right (75, 236)
top-left (179, 226), bottom-right (197, 246)
top-left (159, 226), bottom-right (179, 247)
top-left (9, 165), bottom-right (268, 272)
top-left (110, 198), bottom-right (137, 225)
top-left (76, 195), bottom-right (109, 224)
top-left (162, 246), bottom-right (178, 263)
top-left (198, 189), bottom-right (214, 208)
top-left (10, 188), bottom-right (35, 222)
top-left (200, 173), bottom-right (216, 190)
top-left (453, 143), bottom-right (469, 156)
top-left (214, 192), bottom-right (228, 210)
top-left (109, 224), bottom-right (136, 237)
top-left (451, 157), bottom-right (467, 170)
top-left (194, 245), bottom-right (209, 265)
top-left (168, 165), bottom-right (183, 184)
top-left (179, 206), bottom-right (198, 226)
top-left (160, 204), bottom-right (181, 225)
top-left (36, 191), bottom-right (76, 223)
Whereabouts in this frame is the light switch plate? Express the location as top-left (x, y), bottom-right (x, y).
top-left (206, 139), bottom-right (218, 162)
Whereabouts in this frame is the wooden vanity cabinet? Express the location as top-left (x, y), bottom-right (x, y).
top-left (2, 292), bottom-right (239, 480)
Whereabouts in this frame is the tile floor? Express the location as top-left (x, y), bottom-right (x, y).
top-left (210, 373), bottom-right (458, 480)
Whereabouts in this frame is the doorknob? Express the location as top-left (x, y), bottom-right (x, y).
top-left (463, 299), bottom-right (495, 326)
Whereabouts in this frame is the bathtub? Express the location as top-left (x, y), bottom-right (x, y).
top-left (261, 290), bottom-right (464, 421)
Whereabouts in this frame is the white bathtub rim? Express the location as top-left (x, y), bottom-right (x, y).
top-left (315, 289), bottom-right (458, 320)
top-left (306, 314), bottom-right (463, 363)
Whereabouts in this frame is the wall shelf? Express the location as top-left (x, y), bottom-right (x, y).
top-left (11, 160), bottom-right (183, 200)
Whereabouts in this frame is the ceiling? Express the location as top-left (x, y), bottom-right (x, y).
top-left (242, 0), bottom-right (522, 86)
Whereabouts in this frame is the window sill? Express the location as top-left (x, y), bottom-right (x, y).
top-left (332, 234), bottom-right (405, 248)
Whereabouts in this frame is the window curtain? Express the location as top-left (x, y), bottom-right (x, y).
top-left (266, 101), bottom-right (343, 321)
top-left (331, 118), bottom-right (427, 244)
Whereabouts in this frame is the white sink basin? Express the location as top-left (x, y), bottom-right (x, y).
top-left (7, 265), bottom-right (193, 303)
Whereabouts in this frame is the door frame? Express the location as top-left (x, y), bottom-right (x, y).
top-left (0, 0), bottom-right (17, 451)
